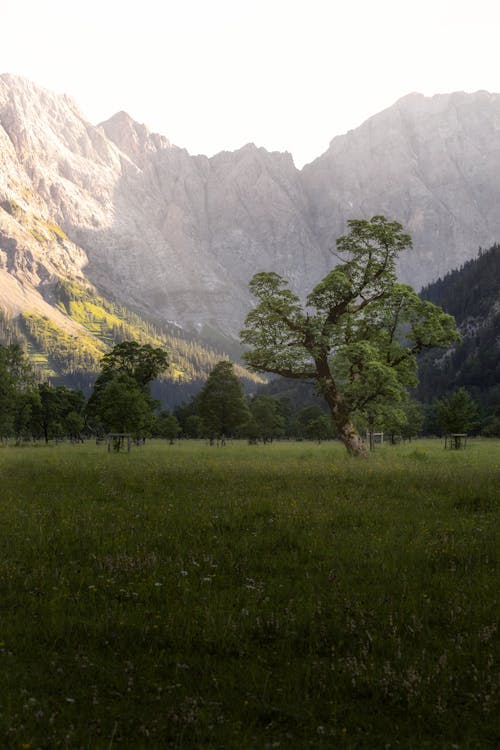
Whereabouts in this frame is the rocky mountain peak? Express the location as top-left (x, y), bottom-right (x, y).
top-left (303, 89), bottom-right (500, 290)
top-left (99, 111), bottom-right (172, 168)
top-left (2, 74), bottom-right (500, 341)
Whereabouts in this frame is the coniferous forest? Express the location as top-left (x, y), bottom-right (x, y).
top-left (417, 244), bottom-right (500, 426)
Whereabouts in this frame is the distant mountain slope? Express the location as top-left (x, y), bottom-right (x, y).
top-left (417, 244), bottom-right (500, 410)
top-left (3, 75), bottom-right (500, 341)
top-left (0, 278), bottom-right (264, 406)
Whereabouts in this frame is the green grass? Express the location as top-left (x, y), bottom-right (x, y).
top-left (0, 440), bottom-right (498, 749)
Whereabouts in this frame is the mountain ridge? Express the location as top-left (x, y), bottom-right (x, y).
top-left (1, 74), bottom-right (500, 353)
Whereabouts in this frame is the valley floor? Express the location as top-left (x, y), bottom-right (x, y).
top-left (0, 439), bottom-right (499, 749)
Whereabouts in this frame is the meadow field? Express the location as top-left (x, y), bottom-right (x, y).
top-left (0, 439), bottom-right (498, 749)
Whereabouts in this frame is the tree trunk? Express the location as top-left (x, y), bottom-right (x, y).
top-left (337, 419), bottom-right (368, 458)
top-left (321, 380), bottom-right (368, 458)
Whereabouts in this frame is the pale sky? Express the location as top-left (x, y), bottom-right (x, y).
top-left (1, 0), bottom-right (499, 167)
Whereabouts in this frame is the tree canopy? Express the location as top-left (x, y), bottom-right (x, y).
top-left (241, 216), bottom-right (460, 457)
top-left (95, 341), bottom-right (169, 388)
top-left (86, 341), bottom-right (169, 437)
top-left (0, 344), bottom-right (38, 440)
top-left (198, 360), bottom-right (249, 438)
top-left (435, 388), bottom-right (479, 435)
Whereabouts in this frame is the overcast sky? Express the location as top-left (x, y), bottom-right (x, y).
top-left (1, 0), bottom-right (499, 166)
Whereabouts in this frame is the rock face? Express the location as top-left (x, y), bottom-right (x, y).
top-left (1, 75), bottom-right (500, 340)
top-left (303, 91), bottom-right (500, 290)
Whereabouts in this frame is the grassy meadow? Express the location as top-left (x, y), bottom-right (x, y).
top-left (0, 439), bottom-right (499, 749)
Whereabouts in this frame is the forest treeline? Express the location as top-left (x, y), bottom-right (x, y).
top-left (0, 337), bottom-right (497, 448)
top-left (0, 278), bottom-right (262, 404)
top-left (417, 243), bottom-right (500, 419)
top-left (1, 242), bottom-right (499, 443)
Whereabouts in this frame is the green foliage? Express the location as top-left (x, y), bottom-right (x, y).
top-left (183, 414), bottom-right (203, 438)
top-left (0, 339), bottom-right (90, 443)
top-left (0, 284), bottom-right (264, 400)
top-left (97, 340), bottom-right (169, 388)
top-left (155, 411), bottom-right (181, 443)
top-left (242, 217), bottom-right (459, 456)
top-left (379, 397), bottom-right (425, 442)
top-left (91, 373), bottom-right (155, 436)
top-left (63, 410), bottom-right (85, 441)
top-left (51, 279), bottom-right (262, 386)
top-left (245, 395), bottom-right (285, 443)
top-left (0, 440), bottom-right (498, 748)
top-left (288, 404), bottom-right (326, 438)
top-left (435, 388), bottom-right (479, 435)
top-left (0, 344), bottom-right (36, 438)
top-left (303, 414), bottom-right (332, 442)
top-left (481, 414), bottom-right (500, 437)
top-left (21, 312), bottom-right (106, 375)
top-left (421, 243), bottom-right (500, 322)
top-left (418, 244), bottom-right (500, 422)
top-left (87, 341), bottom-right (167, 436)
top-left (31, 384), bottom-right (85, 443)
top-left (198, 360), bottom-right (250, 436)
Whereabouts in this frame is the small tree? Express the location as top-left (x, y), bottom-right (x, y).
top-left (248, 395), bottom-right (285, 443)
top-left (304, 415), bottom-right (332, 443)
top-left (184, 414), bottom-right (203, 438)
top-left (435, 388), bottom-right (478, 435)
top-left (293, 405), bottom-right (326, 438)
top-left (31, 384), bottom-right (85, 443)
top-left (0, 344), bottom-right (35, 440)
top-left (241, 217), bottom-right (459, 457)
top-left (12, 390), bottom-right (41, 443)
top-left (87, 341), bottom-right (168, 436)
top-left (400, 398), bottom-right (424, 441)
top-left (94, 373), bottom-right (155, 437)
top-left (156, 411), bottom-right (181, 444)
top-left (482, 412), bottom-right (500, 437)
top-left (64, 411), bottom-right (85, 442)
top-left (198, 361), bottom-right (249, 439)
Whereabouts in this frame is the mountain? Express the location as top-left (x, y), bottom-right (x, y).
top-left (417, 243), bottom-right (500, 414)
top-left (303, 91), bottom-right (500, 291)
top-left (2, 75), bottom-right (500, 371)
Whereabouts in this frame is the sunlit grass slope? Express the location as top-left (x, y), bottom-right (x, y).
top-left (0, 279), bottom-right (262, 385)
top-left (0, 439), bottom-right (498, 748)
